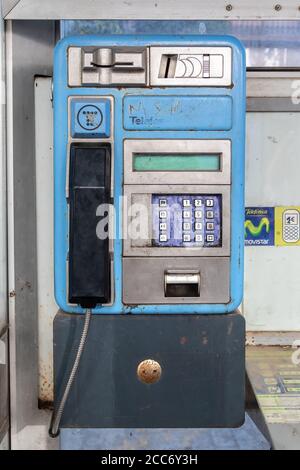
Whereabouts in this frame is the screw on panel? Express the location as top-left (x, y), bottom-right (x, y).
top-left (226, 4), bottom-right (233, 11)
top-left (274, 4), bottom-right (282, 11)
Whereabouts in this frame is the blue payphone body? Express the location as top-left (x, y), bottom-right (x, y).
top-left (53, 35), bottom-right (246, 315)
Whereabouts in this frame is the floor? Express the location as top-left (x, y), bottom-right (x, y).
top-left (60, 414), bottom-right (270, 450)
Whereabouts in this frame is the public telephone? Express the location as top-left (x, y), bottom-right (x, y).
top-left (51, 35), bottom-right (246, 436)
top-left (53, 34), bottom-right (246, 314)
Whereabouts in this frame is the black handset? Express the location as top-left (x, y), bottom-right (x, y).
top-left (68, 143), bottom-right (111, 308)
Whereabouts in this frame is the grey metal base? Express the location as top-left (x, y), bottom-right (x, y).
top-left (59, 413), bottom-right (270, 450)
top-left (54, 312), bottom-right (245, 428)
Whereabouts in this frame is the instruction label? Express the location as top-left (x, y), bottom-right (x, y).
top-left (275, 206), bottom-right (300, 246)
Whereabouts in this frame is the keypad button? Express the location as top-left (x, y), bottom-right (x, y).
top-left (183, 234), bottom-right (191, 242)
top-left (195, 222), bottom-right (203, 230)
top-left (195, 234), bottom-right (203, 242)
top-left (160, 233), bottom-right (168, 242)
top-left (194, 199), bottom-right (202, 207)
top-left (160, 222), bottom-right (167, 230)
top-left (183, 210), bottom-right (191, 219)
top-left (183, 199), bottom-right (191, 207)
top-left (206, 222), bottom-right (214, 230)
top-left (159, 210), bottom-right (167, 219)
top-left (206, 234), bottom-right (215, 242)
top-left (206, 199), bottom-right (214, 207)
top-left (206, 210), bottom-right (214, 219)
top-left (195, 210), bottom-right (203, 219)
top-left (183, 222), bottom-right (191, 230)
top-left (159, 199), bottom-right (167, 207)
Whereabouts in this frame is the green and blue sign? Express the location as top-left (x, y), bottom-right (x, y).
top-left (245, 207), bottom-right (274, 246)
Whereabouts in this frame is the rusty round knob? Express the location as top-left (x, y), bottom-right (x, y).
top-left (137, 359), bottom-right (162, 384)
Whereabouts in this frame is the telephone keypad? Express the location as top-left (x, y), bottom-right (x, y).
top-left (152, 194), bottom-right (222, 247)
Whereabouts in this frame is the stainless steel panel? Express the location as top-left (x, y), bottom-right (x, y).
top-left (68, 46), bottom-right (148, 87)
top-left (123, 184), bottom-right (230, 257)
top-left (124, 139), bottom-right (231, 186)
top-left (5, 0), bottom-right (300, 21)
top-left (123, 257), bottom-right (230, 304)
top-left (150, 46), bottom-right (232, 87)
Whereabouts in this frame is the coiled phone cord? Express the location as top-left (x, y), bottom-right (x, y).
top-left (49, 308), bottom-right (92, 438)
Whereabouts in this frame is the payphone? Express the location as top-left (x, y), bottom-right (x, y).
top-left (52, 35), bottom-right (246, 435)
top-left (54, 35), bottom-right (245, 314)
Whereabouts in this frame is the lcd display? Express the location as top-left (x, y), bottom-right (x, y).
top-left (133, 153), bottom-right (221, 172)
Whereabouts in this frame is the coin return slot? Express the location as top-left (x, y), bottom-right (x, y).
top-left (164, 271), bottom-right (200, 297)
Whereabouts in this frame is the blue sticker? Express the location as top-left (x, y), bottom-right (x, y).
top-left (70, 98), bottom-right (111, 138)
top-left (245, 207), bottom-right (274, 246)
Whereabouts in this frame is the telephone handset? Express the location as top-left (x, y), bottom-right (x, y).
top-left (68, 143), bottom-right (111, 307)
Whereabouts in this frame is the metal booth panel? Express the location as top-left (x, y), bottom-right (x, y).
top-left (6, 20), bottom-right (57, 449)
top-left (5, 1), bottom-right (300, 20)
top-left (0, 0), bottom-right (7, 347)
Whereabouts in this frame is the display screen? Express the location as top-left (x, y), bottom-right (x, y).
top-left (133, 153), bottom-right (221, 172)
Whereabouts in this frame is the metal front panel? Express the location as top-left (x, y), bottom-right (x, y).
top-left (150, 46), bottom-right (232, 87)
top-left (54, 312), bottom-right (245, 428)
top-left (124, 139), bottom-right (231, 185)
top-left (123, 184), bottom-right (230, 257)
top-left (123, 257), bottom-right (230, 304)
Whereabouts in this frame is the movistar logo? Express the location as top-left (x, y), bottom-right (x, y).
top-left (245, 217), bottom-right (270, 237)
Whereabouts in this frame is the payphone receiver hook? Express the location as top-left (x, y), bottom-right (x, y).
top-left (49, 308), bottom-right (92, 438)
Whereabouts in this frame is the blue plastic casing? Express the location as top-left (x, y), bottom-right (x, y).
top-left (54, 35), bottom-right (246, 314)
